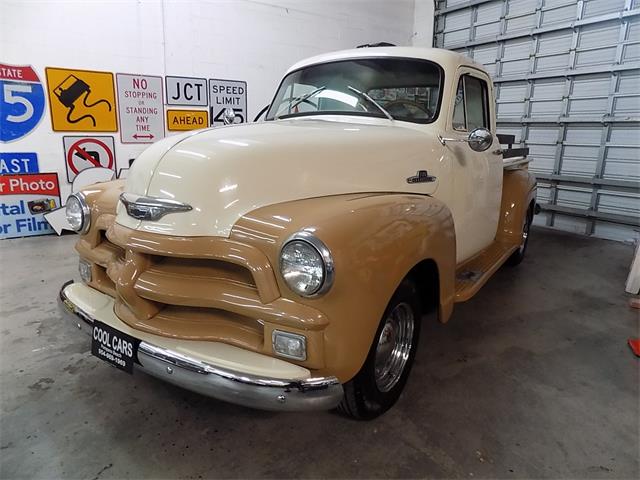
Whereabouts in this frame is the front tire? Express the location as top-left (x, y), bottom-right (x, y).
top-left (337, 279), bottom-right (421, 420)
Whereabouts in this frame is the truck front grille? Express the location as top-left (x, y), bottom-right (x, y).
top-left (76, 222), bottom-right (281, 352)
top-left (76, 220), bottom-right (329, 366)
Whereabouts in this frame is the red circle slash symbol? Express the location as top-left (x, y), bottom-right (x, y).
top-left (67, 138), bottom-right (114, 175)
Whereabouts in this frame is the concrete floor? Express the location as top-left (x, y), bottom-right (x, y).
top-left (0, 227), bottom-right (638, 479)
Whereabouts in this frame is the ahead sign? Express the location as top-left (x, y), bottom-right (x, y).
top-left (167, 109), bottom-right (208, 131)
top-left (166, 76), bottom-right (207, 106)
top-left (209, 79), bottom-right (247, 126)
top-left (116, 74), bottom-right (164, 143)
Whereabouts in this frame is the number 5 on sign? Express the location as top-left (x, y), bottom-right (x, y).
top-left (4, 84), bottom-right (34, 122)
top-left (213, 108), bottom-right (245, 124)
top-left (0, 64), bottom-right (46, 143)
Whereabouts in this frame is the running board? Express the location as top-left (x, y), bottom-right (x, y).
top-left (454, 240), bottom-right (519, 302)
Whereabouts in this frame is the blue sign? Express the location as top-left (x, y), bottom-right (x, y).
top-left (0, 152), bottom-right (39, 174)
top-left (0, 64), bottom-right (46, 143)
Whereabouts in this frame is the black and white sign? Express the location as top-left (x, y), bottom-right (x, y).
top-left (165, 76), bottom-right (207, 106)
top-left (116, 73), bottom-right (165, 143)
top-left (209, 79), bottom-right (247, 126)
top-left (91, 321), bottom-right (139, 374)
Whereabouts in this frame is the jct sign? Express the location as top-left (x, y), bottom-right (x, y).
top-left (116, 74), bottom-right (164, 143)
top-left (209, 79), bottom-right (247, 126)
top-left (166, 76), bottom-right (207, 107)
top-left (0, 173), bottom-right (61, 239)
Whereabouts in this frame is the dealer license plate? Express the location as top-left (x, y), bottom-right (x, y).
top-left (91, 321), bottom-right (139, 374)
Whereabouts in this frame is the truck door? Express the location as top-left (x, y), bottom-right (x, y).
top-left (445, 68), bottom-right (503, 263)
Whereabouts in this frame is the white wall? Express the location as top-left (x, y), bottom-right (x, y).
top-left (1, 0), bottom-right (420, 200)
top-left (412, 0), bottom-right (435, 48)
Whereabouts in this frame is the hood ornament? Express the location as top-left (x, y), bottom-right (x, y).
top-left (120, 193), bottom-right (192, 221)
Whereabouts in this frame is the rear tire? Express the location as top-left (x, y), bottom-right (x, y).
top-left (337, 279), bottom-right (421, 420)
top-left (506, 204), bottom-right (533, 266)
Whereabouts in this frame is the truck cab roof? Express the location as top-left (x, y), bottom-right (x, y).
top-left (286, 47), bottom-right (487, 76)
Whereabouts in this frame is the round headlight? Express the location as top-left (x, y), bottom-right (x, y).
top-left (279, 232), bottom-right (334, 297)
top-left (65, 193), bottom-right (90, 234)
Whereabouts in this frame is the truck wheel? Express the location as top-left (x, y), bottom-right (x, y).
top-left (506, 205), bottom-right (533, 266)
top-left (337, 279), bottom-right (421, 420)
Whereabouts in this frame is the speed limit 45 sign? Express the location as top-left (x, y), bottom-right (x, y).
top-left (209, 79), bottom-right (247, 126)
top-left (0, 64), bottom-right (45, 143)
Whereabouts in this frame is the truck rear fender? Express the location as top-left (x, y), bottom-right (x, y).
top-left (497, 168), bottom-right (537, 244)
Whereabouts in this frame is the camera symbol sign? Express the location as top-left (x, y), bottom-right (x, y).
top-left (63, 136), bottom-right (116, 182)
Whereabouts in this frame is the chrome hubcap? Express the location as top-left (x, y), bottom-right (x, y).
top-left (519, 215), bottom-right (531, 252)
top-left (374, 302), bottom-right (415, 392)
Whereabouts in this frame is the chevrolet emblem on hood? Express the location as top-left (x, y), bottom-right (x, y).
top-left (406, 170), bottom-right (437, 184)
top-left (120, 193), bottom-right (192, 221)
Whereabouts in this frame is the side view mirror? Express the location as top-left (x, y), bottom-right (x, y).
top-left (467, 127), bottom-right (493, 152)
top-left (437, 127), bottom-right (493, 152)
top-left (222, 107), bottom-right (236, 125)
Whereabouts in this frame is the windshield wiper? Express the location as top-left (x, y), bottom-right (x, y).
top-left (275, 86), bottom-right (326, 119)
top-left (347, 85), bottom-right (394, 121)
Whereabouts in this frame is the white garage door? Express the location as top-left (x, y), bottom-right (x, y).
top-left (434, 0), bottom-right (640, 242)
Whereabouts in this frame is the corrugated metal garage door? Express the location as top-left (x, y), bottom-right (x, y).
top-left (434, 0), bottom-right (640, 242)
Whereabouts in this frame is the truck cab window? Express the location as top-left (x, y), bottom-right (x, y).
top-left (452, 79), bottom-right (465, 130)
top-left (452, 75), bottom-right (489, 131)
top-left (266, 58), bottom-right (443, 123)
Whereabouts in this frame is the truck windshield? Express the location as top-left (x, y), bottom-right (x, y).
top-left (265, 57), bottom-right (443, 123)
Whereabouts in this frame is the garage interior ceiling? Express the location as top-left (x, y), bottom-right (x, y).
top-left (435, 0), bottom-right (640, 242)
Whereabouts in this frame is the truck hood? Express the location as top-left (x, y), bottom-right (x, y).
top-left (117, 118), bottom-right (444, 237)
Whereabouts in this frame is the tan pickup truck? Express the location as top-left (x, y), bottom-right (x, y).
top-left (59, 47), bottom-right (536, 419)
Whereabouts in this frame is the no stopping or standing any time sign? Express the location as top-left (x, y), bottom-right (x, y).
top-left (116, 74), bottom-right (164, 143)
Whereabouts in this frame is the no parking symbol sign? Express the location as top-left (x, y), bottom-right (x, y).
top-left (63, 136), bottom-right (116, 182)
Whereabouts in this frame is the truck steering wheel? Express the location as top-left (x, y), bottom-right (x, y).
top-left (383, 99), bottom-right (433, 119)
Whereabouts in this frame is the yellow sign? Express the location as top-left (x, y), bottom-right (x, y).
top-left (167, 109), bottom-right (208, 131)
top-left (45, 67), bottom-right (117, 132)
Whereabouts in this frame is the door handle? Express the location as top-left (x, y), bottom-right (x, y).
top-left (437, 134), bottom-right (466, 145)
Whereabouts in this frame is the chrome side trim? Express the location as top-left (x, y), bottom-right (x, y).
top-left (58, 281), bottom-right (343, 412)
top-left (119, 192), bottom-right (192, 221)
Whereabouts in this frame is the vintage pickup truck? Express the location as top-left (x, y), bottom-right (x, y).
top-left (59, 47), bottom-right (536, 419)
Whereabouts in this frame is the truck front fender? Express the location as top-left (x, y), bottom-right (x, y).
top-left (232, 193), bottom-right (456, 382)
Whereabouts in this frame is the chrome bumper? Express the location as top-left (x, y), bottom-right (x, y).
top-left (59, 281), bottom-right (343, 412)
